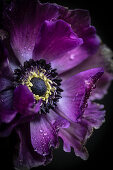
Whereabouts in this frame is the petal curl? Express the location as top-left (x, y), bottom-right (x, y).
top-left (63, 44), bottom-right (113, 99)
top-left (57, 68), bottom-right (104, 122)
top-left (83, 102), bottom-right (105, 129)
top-left (51, 9), bottom-right (100, 74)
top-left (33, 19), bottom-right (83, 62)
top-left (58, 102), bottom-right (105, 160)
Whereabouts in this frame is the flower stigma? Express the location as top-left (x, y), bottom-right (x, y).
top-left (22, 69), bottom-right (56, 103)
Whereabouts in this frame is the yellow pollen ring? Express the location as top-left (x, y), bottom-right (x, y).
top-left (22, 70), bottom-right (56, 103)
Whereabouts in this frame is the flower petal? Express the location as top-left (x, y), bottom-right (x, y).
top-left (83, 102), bottom-right (105, 129)
top-left (3, 0), bottom-right (60, 65)
top-left (0, 89), bottom-right (17, 123)
top-left (0, 57), bottom-right (17, 123)
top-left (33, 19), bottom-right (83, 62)
top-left (51, 46), bottom-right (89, 74)
top-left (30, 110), bottom-right (69, 156)
top-left (0, 77), bottom-right (13, 93)
top-left (14, 123), bottom-right (49, 170)
top-left (14, 85), bottom-right (35, 114)
top-left (59, 122), bottom-right (89, 160)
top-left (64, 44), bottom-right (113, 99)
top-left (51, 9), bottom-right (100, 74)
top-left (30, 115), bottom-right (58, 156)
top-left (59, 8), bottom-right (100, 55)
top-left (59, 102), bottom-right (105, 160)
top-left (57, 68), bottom-right (104, 122)
top-left (46, 109), bottom-right (70, 130)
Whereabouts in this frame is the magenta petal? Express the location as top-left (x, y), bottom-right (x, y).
top-left (83, 102), bottom-right (105, 129)
top-left (59, 8), bottom-right (100, 55)
top-left (0, 77), bottom-right (13, 92)
top-left (14, 123), bottom-right (48, 170)
top-left (64, 44), bottom-right (113, 99)
top-left (33, 19), bottom-right (83, 62)
top-left (3, 0), bottom-right (60, 65)
top-left (57, 68), bottom-right (104, 122)
top-left (0, 110), bottom-right (17, 124)
top-left (52, 9), bottom-right (100, 74)
top-left (14, 85), bottom-right (35, 114)
top-left (46, 109), bottom-right (70, 130)
top-left (30, 115), bottom-right (58, 156)
top-left (59, 122), bottom-right (89, 160)
top-left (59, 101), bottom-right (105, 160)
top-left (0, 88), bottom-right (17, 124)
top-left (51, 46), bottom-right (89, 74)
top-left (30, 110), bottom-right (69, 156)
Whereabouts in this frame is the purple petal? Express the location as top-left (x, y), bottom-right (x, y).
top-left (52, 9), bottom-right (100, 74)
top-left (59, 122), bottom-right (89, 160)
top-left (0, 110), bottom-right (17, 124)
top-left (3, 0), bottom-right (60, 65)
top-left (0, 88), bottom-right (17, 123)
top-left (57, 68), bottom-right (104, 122)
top-left (46, 109), bottom-right (70, 130)
top-left (33, 19), bottom-right (83, 62)
top-left (64, 44), bottom-right (113, 99)
top-left (83, 102), bottom-right (105, 129)
top-left (0, 36), bottom-right (20, 71)
top-left (14, 123), bottom-right (49, 170)
top-left (59, 8), bottom-right (100, 54)
top-left (14, 85), bottom-right (35, 114)
top-left (0, 58), bottom-right (17, 123)
top-left (51, 46), bottom-right (89, 74)
top-left (30, 110), bottom-right (69, 156)
top-left (30, 115), bottom-right (58, 156)
top-left (0, 56), bottom-right (13, 81)
top-left (58, 101), bottom-right (105, 160)
top-left (0, 77), bottom-right (13, 93)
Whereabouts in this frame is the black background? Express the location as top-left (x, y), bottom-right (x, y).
top-left (0, 0), bottom-right (113, 170)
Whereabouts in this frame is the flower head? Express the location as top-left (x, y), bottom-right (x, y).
top-left (0, 0), bottom-right (113, 169)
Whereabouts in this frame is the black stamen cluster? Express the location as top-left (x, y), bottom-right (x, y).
top-left (14, 59), bottom-right (63, 114)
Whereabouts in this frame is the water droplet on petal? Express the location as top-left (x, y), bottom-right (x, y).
top-left (70, 33), bottom-right (76, 39)
top-left (34, 148), bottom-right (38, 152)
top-left (85, 103), bottom-right (88, 108)
top-left (42, 152), bottom-right (47, 156)
top-left (44, 132), bottom-right (47, 136)
top-left (69, 54), bottom-right (75, 60)
top-left (92, 84), bottom-right (96, 89)
top-left (1, 99), bottom-right (4, 103)
top-left (39, 129), bottom-right (43, 133)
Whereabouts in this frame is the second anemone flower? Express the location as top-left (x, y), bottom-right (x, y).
top-left (0, 0), bottom-right (113, 169)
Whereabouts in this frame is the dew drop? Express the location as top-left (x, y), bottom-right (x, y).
top-left (92, 84), bottom-right (96, 89)
top-left (44, 132), bottom-right (47, 136)
top-left (9, 7), bottom-right (12, 11)
top-left (72, 97), bottom-right (76, 102)
top-left (70, 33), bottom-right (76, 39)
top-left (39, 129), bottom-right (43, 133)
top-left (34, 148), bottom-right (38, 152)
top-left (69, 54), bottom-right (75, 60)
top-left (42, 152), bottom-right (47, 156)
top-left (1, 99), bottom-right (4, 103)
top-left (85, 103), bottom-right (88, 108)
top-left (19, 159), bottom-right (23, 165)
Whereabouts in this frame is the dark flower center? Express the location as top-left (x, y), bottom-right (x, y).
top-left (14, 59), bottom-right (63, 114)
top-left (30, 77), bottom-right (47, 96)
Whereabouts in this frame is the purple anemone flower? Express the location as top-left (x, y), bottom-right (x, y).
top-left (0, 0), bottom-right (113, 169)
